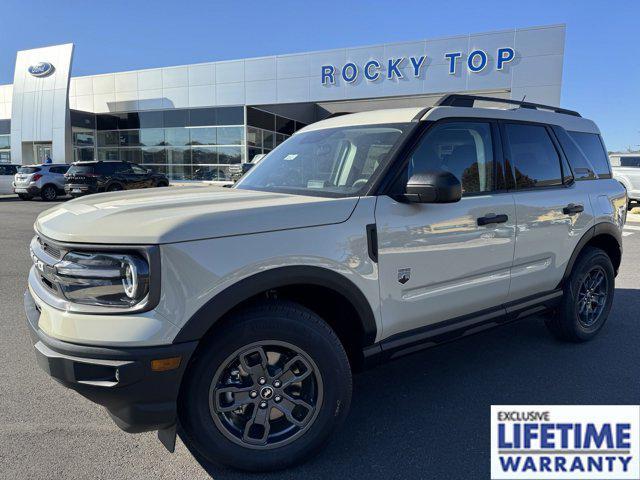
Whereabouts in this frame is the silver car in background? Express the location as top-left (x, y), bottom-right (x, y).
top-left (13, 164), bottom-right (69, 201)
top-left (610, 153), bottom-right (640, 209)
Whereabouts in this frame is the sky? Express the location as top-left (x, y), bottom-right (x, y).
top-left (0, 0), bottom-right (638, 151)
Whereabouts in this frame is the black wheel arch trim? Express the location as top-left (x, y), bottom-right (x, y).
top-left (172, 265), bottom-right (378, 346)
top-left (560, 221), bottom-right (622, 285)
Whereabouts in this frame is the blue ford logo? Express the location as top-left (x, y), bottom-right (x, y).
top-left (28, 62), bottom-right (54, 77)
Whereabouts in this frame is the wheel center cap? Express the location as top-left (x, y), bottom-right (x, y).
top-left (260, 386), bottom-right (274, 400)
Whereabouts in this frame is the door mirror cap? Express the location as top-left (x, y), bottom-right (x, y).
top-left (403, 171), bottom-right (462, 203)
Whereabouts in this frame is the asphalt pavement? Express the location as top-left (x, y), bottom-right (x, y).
top-left (1, 196), bottom-right (639, 480)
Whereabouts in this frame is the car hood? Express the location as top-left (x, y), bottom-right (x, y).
top-left (35, 186), bottom-right (359, 244)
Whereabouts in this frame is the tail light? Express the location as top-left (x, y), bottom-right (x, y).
top-left (32, 173), bottom-right (43, 181)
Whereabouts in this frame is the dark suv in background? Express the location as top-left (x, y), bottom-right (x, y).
top-left (65, 161), bottom-right (169, 197)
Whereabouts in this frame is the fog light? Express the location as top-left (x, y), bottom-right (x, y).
top-left (151, 356), bottom-right (182, 372)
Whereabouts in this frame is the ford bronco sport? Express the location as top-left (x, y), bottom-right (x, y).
top-left (25, 95), bottom-right (626, 472)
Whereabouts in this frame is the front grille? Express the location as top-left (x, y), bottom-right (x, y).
top-left (37, 236), bottom-right (62, 260)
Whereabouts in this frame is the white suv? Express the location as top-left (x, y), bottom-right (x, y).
top-left (25, 95), bottom-right (626, 472)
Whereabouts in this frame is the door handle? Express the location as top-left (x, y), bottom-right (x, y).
top-left (562, 203), bottom-right (584, 215)
top-left (477, 213), bottom-right (509, 226)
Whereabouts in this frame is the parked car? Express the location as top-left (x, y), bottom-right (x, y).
top-left (13, 163), bottom-right (69, 201)
top-left (25, 95), bottom-right (626, 472)
top-left (0, 164), bottom-right (18, 195)
top-left (610, 153), bottom-right (640, 209)
top-left (64, 160), bottom-right (169, 197)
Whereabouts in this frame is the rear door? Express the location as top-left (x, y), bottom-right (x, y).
top-left (129, 163), bottom-right (154, 188)
top-left (502, 122), bottom-right (594, 302)
top-left (375, 119), bottom-right (517, 338)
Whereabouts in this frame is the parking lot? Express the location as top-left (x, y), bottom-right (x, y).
top-left (1, 196), bottom-right (639, 480)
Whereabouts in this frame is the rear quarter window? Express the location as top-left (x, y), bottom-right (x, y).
top-left (568, 131), bottom-right (612, 178)
top-left (552, 127), bottom-right (597, 181)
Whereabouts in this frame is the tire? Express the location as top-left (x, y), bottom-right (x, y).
top-left (545, 246), bottom-right (615, 342)
top-left (18, 193), bottom-right (31, 200)
top-left (157, 181), bottom-right (169, 187)
top-left (107, 183), bottom-right (123, 192)
top-left (40, 185), bottom-right (57, 201)
top-left (179, 301), bottom-right (352, 472)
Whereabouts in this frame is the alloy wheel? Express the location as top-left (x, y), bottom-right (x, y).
top-left (209, 340), bottom-right (323, 449)
top-left (576, 265), bottom-right (608, 328)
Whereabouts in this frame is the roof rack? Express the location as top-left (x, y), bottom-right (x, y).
top-left (434, 94), bottom-right (581, 117)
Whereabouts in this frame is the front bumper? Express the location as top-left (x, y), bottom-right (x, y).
top-left (24, 289), bottom-right (198, 433)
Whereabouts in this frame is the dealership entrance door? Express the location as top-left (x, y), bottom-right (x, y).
top-left (33, 143), bottom-right (52, 163)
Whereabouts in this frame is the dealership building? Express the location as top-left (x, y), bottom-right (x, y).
top-left (0, 24), bottom-right (565, 180)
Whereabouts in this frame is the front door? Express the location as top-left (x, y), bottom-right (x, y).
top-left (375, 119), bottom-right (516, 339)
top-left (33, 144), bottom-right (52, 163)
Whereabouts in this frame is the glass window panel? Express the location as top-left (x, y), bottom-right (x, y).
top-left (505, 124), bottom-right (562, 188)
top-left (193, 165), bottom-right (229, 181)
top-left (217, 127), bottom-right (243, 146)
top-left (192, 146), bottom-right (217, 164)
top-left (117, 113), bottom-right (140, 130)
top-left (97, 131), bottom-right (120, 147)
top-left (263, 131), bottom-right (274, 150)
top-left (97, 114), bottom-right (119, 130)
top-left (166, 147), bottom-right (191, 164)
top-left (0, 151), bottom-right (11, 163)
top-left (0, 119), bottom-right (11, 135)
top-left (70, 110), bottom-right (96, 129)
top-left (138, 111), bottom-right (164, 128)
top-left (119, 130), bottom-right (141, 147)
top-left (189, 108), bottom-right (216, 127)
top-left (120, 148), bottom-right (142, 163)
top-left (246, 107), bottom-right (274, 130)
top-left (142, 147), bottom-right (166, 164)
top-left (276, 116), bottom-right (295, 135)
top-left (217, 146), bottom-right (242, 164)
top-left (275, 134), bottom-right (287, 146)
top-left (246, 127), bottom-right (262, 147)
top-left (165, 127), bottom-right (190, 146)
top-left (166, 163), bottom-right (192, 180)
top-left (74, 148), bottom-right (95, 162)
top-left (189, 127), bottom-right (216, 146)
top-left (164, 109), bottom-right (188, 128)
top-left (73, 130), bottom-right (94, 147)
top-left (216, 106), bottom-right (244, 126)
top-left (97, 148), bottom-right (120, 161)
top-left (140, 128), bottom-right (165, 146)
top-left (0, 135), bottom-right (10, 149)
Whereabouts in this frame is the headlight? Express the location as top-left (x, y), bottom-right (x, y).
top-left (54, 251), bottom-right (150, 308)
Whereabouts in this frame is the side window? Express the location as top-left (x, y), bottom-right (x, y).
top-left (552, 126), bottom-right (597, 181)
top-left (504, 124), bottom-right (563, 189)
top-left (407, 121), bottom-right (495, 195)
top-left (98, 163), bottom-right (117, 175)
top-left (131, 164), bottom-right (148, 175)
top-left (620, 157), bottom-right (640, 167)
top-left (569, 132), bottom-right (612, 178)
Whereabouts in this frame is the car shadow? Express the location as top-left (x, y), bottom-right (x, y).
top-left (184, 288), bottom-right (640, 479)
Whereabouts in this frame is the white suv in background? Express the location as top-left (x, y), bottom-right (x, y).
top-left (13, 163), bottom-right (69, 201)
top-left (25, 95), bottom-right (626, 472)
top-left (610, 153), bottom-right (640, 209)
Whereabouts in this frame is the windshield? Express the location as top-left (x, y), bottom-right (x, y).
top-left (236, 123), bottom-right (412, 197)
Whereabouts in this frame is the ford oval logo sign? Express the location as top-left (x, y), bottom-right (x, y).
top-left (28, 62), bottom-right (54, 77)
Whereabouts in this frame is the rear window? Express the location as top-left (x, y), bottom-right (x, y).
top-left (568, 132), bottom-right (611, 178)
top-left (67, 164), bottom-right (96, 175)
top-left (18, 167), bottom-right (41, 174)
top-left (552, 127), bottom-right (597, 181)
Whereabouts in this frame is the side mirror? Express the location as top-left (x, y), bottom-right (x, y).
top-left (403, 170), bottom-right (462, 203)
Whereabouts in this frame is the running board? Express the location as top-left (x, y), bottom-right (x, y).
top-left (362, 289), bottom-right (563, 367)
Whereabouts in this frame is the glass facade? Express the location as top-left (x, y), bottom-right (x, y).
top-left (0, 119), bottom-right (10, 164)
top-left (69, 107), bottom-right (306, 180)
top-left (71, 107), bottom-right (245, 180)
